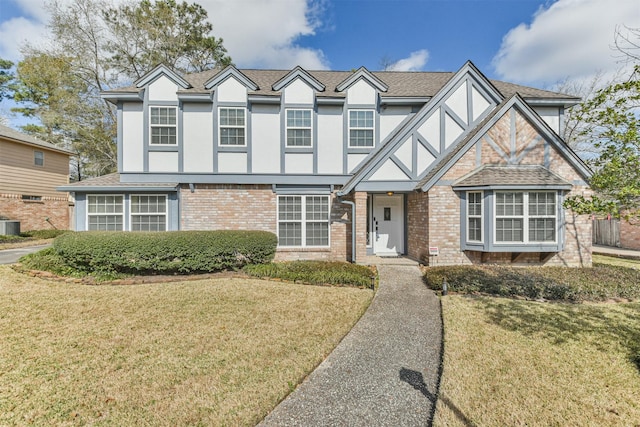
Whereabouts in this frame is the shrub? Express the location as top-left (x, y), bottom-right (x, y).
top-left (21, 229), bottom-right (70, 239)
top-left (424, 264), bottom-right (640, 302)
top-left (18, 247), bottom-right (86, 278)
top-left (53, 230), bottom-right (277, 275)
top-left (244, 261), bottom-right (375, 288)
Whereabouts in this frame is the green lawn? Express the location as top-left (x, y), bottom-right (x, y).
top-left (0, 266), bottom-right (372, 426)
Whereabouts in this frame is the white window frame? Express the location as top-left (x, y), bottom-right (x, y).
top-left (285, 108), bottom-right (313, 147)
top-left (467, 191), bottom-right (483, 243)
top-left (348, 109), bottom-right (375, 148)
top-left (149, 106), bottom-right (177, 145)
top-left (218, 107), bottom-right (246, 146)
top-left (493, 191), bottom-right (557, 245)
top-left (130, 194), bottom-right (168, 232)
top-left (87, 194), bottom-right (124, 231)
top-left (277, 195), bottom-right (330, 248)
top-left (34, 150), bottom-right (44, 167)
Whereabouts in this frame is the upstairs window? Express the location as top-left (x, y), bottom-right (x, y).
top-left (150, 107), bottom-right (177, 145)
top-left (219, 107), bottom-right (246, 146)
top-left (349, 110), bottom-right (374, 147)
top-left (286, 109), bottom-right (312, 147)
top-left (88, 195), bottom-right (123, 231)
top-left (131, 195), bottom-right (167, 232)
top-left (34, 150), bottom-right (44, 167)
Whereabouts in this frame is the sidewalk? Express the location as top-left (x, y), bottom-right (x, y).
top-left (592, 244), bottom-right (640, 260)
top-left (258, 263), bottom-right (443, 427)
top-left (0, 244), bottom-right (50, 265)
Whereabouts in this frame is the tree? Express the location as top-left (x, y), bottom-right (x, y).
top-left (11, 0), bottom-right (231, 179)
top-left (564, 64), bottom-right (640, 219)
top-left (0, 58), bottom-right (14, 101)
top-left (103, 0), bottom-right (232, 79)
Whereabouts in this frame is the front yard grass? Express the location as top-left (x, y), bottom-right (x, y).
top-left (434, 296), bottom-right (640, 426)
top-left (0, 266), bottom-right (373, 426)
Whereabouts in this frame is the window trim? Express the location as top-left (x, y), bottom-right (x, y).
top-left (277, 194), bottom-right (331, 248)
top-left (493, 190), bottom-right (557, 245)
top-left (129, 194), bottom-right (168, 232)
top-left (218, 107), bottom-right (247, 147)
top-left (348, 109), bottom-right (375, 148)
top-left (34, 150), bottom-right (44, 167)
top-left (149, 106), bottom-right (178, 146)
top-left (285, 108), bottom-right (313, 147)
top-left (466, 191), bottom-right (484, 243)
top-left (87, 194), bottom-right (124, 231)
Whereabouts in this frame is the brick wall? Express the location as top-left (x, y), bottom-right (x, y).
top-left (406, 191), bottom-right (429, 262)
top-left (179, 184), bottom-right (351, 262)
top-left (0, 193), bottom-right (70, 231)
top-left (620, 219), bottom-right (640, 251)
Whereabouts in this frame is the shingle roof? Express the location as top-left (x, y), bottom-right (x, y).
top-left (58, 173), bottom-right (178, 191)
top-left (107, 68), bottom-right (578, 102)
top-left (452, 165), bottom-right (571, 187)
top-left (0, 124), bottom-right (74, 155)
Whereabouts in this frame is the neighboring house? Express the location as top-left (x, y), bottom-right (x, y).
top-left (620, 220), bottom-right (640, 251)
top-left (59, 61), bottom-right (592, 266)
top-left (0, 124), bottom-right (73, 231)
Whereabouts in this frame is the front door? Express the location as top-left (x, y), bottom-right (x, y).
top-left (372, 194), bottom-right (404, 256)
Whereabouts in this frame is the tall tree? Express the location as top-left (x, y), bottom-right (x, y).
top-left (564, 64), bottom-right (640, 218)
top-left (103, 0), bottom-right (232, 79)
top-left (11, 0), bottom-right (231, 179)
top-left (0, 58), bottom-right (14, 101)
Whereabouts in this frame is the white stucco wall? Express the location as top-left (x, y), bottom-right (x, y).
top-left (251, 104), bottom-right (281, 173)
top-left (317, 106), bottom-right (343, 174)
top-left (347, 79), bottom-right (376, 105)
top-left (147, 76), bottom-right (178, 101)
top-left (283, 79), bottom-right (314, 105)
top-left (217, 77), bottom-right (247, 103)
top-left (121, 102), bottom-right (144, 172)
top-left (148, 151), bottom-right (179, 172)
top-left (183, 103), bottom-right (213, 173)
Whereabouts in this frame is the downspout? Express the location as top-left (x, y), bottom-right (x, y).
top-left (339, 197), bottom-right (356, 263)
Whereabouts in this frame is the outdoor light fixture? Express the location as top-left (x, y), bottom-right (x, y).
top-left (386, 191), bottom-right (394, 196)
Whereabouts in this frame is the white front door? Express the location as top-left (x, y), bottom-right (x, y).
top-left (372, 194), bottom-right (404, 256)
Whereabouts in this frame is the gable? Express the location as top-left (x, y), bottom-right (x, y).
top-left (283, 78), bottom-right (315, 104)
top-left (347, 79), bottom-right (378, 105)
top-left (338, 61), bottom-right (501, 195)
top-left (147, 75), bottom-right (179, 101)
top-left (216, 76), bottom-right (248, 103)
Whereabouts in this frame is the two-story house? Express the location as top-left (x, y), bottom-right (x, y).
top-left (59, 61), bottom-right (592, 266)
top-left (1, 124), bottom-right (72, 231)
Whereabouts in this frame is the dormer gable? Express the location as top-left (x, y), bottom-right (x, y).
top-left (272, 66), bottom-right (325, 92)
top-left (335, 66), bottom-right (388, 93)
top-left (204, 65), bottom-right (259, 91)
top-left (134, 64), bottom-right (191, 89)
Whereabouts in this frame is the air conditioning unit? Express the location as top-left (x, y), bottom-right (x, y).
top-left (0, 220), bottom-right (20, 236)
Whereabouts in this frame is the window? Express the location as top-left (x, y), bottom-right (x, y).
top-left (278, 195), bottom-right (329, 247)
top-left (34, 151), bottom-right (44, 166)
top-left (528, 192), bottom-right (556, 242)
top-left (219, 108), bottom-right (246, 146)
top-left (495, 191), bottom-right (556, 244)
top-left (150, 107), bottom-right (177, 145)
top-left (467, 192), bottom-right (483, 242)
top-left (22, 195), bottom-right (42, 201)
top-left (349, 110), bottom-right (374, 147)
top-left (286, 109), bottom-right (312, 147)
top-left (88, 195), bottom-right (123, 231)
top-left (131, 195), bottom-right (167, 231)
top-left (495, 192), bottom-right (524, 242)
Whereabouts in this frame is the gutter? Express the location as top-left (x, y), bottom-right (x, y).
top-left (339, 198), bottom-right (356, 263)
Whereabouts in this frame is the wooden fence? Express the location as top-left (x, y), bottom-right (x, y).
top-left (592, 219), bottom-right (620, 247)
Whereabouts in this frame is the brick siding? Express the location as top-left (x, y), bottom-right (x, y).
top-left (620, 219), bottom-right (640, 251)
top-left (0, 193), bottom-right (70, 231)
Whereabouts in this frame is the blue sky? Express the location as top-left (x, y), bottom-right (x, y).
top-left (0, 0), bottom-right (639, 126)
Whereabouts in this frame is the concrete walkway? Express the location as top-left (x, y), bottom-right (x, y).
top-left (592, 244), bottom-right (640, 260)
top-left (259, 261), bottom-right (442, 427)
top-left (0, 244), bottom-right (50, 265)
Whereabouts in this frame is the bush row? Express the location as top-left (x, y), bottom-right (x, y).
top-left (21, 229), bottom-right (70, 239)
top-left (244, 261), bottom-right (375, 288)
top-left (53, 230), bottom-right (277, 275)
top-left (424, 263), bottom-right (640, 302)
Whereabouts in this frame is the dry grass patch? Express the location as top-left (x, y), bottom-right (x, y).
top-left (594, 253), bottom-right (640, 269)
top-left (0, 266), bottom-right (372, 426)
top-left (434, 296), bottom-right (640, 426)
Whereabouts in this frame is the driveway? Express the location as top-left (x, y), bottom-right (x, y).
top-left (0, 245), bottom-right (50, 265)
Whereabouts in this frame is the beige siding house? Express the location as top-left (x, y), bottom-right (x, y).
top-left (0, 125), bottom-right (73, 231)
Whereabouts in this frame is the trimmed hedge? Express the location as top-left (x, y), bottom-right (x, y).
top-left (21, 229), bottom-right (70, 239)
top-left (244, 261), bottom-right (375, 288)
top-left (53, 230), bottom-right (277, 275)
top-left (424, 264), bottom-right (640, 302)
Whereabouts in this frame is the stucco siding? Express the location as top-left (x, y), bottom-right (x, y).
top-left (183, 103), bottom-right (214, 173)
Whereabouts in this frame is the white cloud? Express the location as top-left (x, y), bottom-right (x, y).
top-left (0, 0), bottom-right (329, 69)
top-left (388, 50), bottom-right (429, 72)
top-left (493, 0), bottom-right (640, 86)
